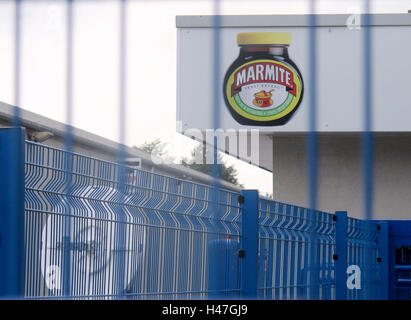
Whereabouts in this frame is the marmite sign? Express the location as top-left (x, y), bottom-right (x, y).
top-left (223, 32), bottom-right (304, 126)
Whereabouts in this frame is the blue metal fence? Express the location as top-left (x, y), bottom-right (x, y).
top-left (257, 199), bottom-right (336, 300)
top-left (346, 217), bottom-right (380, 300)
top-left (17, 138), bottom-right (385, 299)
top-left (24, 139), bottom-right (242, 299)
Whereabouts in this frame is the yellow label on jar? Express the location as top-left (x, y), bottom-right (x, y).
top-left (224, 59), bottom-right (303, 122)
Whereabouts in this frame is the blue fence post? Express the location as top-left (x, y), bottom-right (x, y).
top-left (334, 211), bottom-right (347, 300)
top-left (377, 222), bottom-right (389, 300)
top-left (239, 190), bottom-right (258, 299)
top-left (0, 128), bottom-right (26, 299)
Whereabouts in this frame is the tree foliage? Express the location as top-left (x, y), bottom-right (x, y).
top-left (181, 143), bottom-right (243, 187)
top-left (137, 138), bottom-right (167, 157)
top-left (136, 139), bottom-right (243, 187)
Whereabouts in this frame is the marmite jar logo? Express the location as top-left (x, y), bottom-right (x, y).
top-left (223, 32), bottom-right (304, 126)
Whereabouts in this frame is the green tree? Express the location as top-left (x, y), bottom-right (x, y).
top-left (181, 143), bottom-right (243, 187)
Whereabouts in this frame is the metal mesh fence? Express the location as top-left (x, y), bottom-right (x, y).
top-left (21, 140), bottom-right (383, 299)
top-left (24, 140), bottom-right (242, 299)
top-left (258, 199), bottom-right (336, 299)
top-left (346, 217), bottom-right (379, 300)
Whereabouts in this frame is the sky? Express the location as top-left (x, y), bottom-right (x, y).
top-left (0, 0), bottom-right (410, 195)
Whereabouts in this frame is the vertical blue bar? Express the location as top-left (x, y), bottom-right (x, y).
top-left (210, 1), bottom-right (223, 300)
top-left (13, 0), bottom-right (21, 128)
top-left (362, 2), bottom-right (374, 301)
top-left (362, 1), bottom-right (373, 222)
top-left (0, 128), bottom-right (26, 298)
top-left (307, 10), bottom-right (318, 212)
top-left (62, 0), bottom-right (74, 298)
top-left (240, 190), bottom-right (258, 299)
top-left (118, 0), bottom-right (126, 152)
top-left (212, 0), bottom-right (221, 133)
top-left (65, 0), bottom-right (74, 147)
top-left (335, 211), bottom-right (347, 300)
top-left (307, 1), bottom-right (318, 300)
top-left (211, 0), bottom-right (221, 187)
top-left (377, 222), bottom-right (389, 300)
top-left (116, 0), bottom-right (127, 298)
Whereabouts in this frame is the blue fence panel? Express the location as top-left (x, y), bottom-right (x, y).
top-left (23, 141), bottom-right (242, 299)
top-left (346, 217), bottom-right (380, 300)
top-left (257, 199), bottom-right (336, 300)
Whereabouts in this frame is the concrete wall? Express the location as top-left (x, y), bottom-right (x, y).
top-left (273, 134), bottom-right (411, 220)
